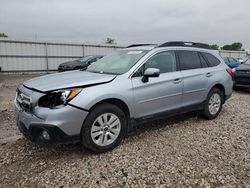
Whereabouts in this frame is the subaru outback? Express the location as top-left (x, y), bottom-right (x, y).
top-left (15, 41), bottom-right (233, 153)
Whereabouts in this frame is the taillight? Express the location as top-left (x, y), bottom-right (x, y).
top-left (226, 68), bottom-right (233, 76)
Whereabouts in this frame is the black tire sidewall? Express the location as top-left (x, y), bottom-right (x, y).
top-left (81, 103), bottom-right (127, 153)
top-left (203, 88), bottom-right (223, 119)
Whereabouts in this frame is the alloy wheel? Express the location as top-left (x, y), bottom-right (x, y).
top-left (90, 113), bottom-right (121, 147)
top-left (208, 93), bottom-right (221, 115)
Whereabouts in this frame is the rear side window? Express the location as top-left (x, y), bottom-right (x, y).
top-left (201, 52), bottom-right (221, 67)
top-left (199, 53), bottom-right (209, 68)
top-left (178, 51), bottom-right (202, 70)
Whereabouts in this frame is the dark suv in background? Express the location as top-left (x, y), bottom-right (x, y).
top-left (58, 55), bottom-right (103, 72)
top-left (233, 57), bottom-right (250, 89)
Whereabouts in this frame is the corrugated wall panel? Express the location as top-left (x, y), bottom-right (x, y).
top-left (0, 40), bottom-right (124, 72)
top-left (220, 52), bottom-right (230, 57)
top-left (84, 46), bottom-right (115, 55)
top-left (0, 57), bottom-right (7, 70)
top-left (2, 39), bottom-right (247, 73)
top-left (0, 42), bottom-right (45, 56)
top-left (219, 51), bottom-right (248, 59)
top-left (47, 44), bottom-right (83, 57)
top-left (0, 42), bottom-right (5, 55)
top-left (0, 57), bottom-right (47, 71)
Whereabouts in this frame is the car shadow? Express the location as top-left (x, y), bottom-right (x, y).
top-left (233, 88), bottom-right (250, 94)
top-left (128, 111), bottom-right (201, 139)
top-left (6, 111), bottom-right (205, 159)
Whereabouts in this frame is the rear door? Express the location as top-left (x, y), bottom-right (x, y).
top-left (131, 51), bottom-right (183, 118)
top-left (177, 50), bottom-right (210, 107)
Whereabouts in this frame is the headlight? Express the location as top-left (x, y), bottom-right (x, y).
top-left (38, 88), bottom-right (82, 108)
top-left (60, 89), bottom-right (82, 103)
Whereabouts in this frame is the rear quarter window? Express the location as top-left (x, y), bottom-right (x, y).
top-left (201, 52), bottom-right (221, 67)
top-left (198, 53), bottom-right (209, 68)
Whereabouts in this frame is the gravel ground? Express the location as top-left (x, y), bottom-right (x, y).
top-left (0, 74), bottom-right (249, 187)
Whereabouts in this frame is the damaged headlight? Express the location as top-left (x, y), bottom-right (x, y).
top-left (38, 88), bottom-right (82, 108)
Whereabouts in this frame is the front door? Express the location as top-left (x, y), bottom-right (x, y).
top-left (131, 51), bottom-right (183, 118)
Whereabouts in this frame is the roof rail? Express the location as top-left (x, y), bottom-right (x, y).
top-left (126, 44), bottom-right (156, 48)
top-left (157, 41), bottom-right (211, 49)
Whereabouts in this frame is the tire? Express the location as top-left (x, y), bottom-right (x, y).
top-left (81, 103), bottom-right (128, 153)
top-left (202, 88), bottom-right (223, 120)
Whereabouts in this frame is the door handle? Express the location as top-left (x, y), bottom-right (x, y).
top-left (206, 72), bottom-right (212, 77)
top-left (173, 78), bottom-right (182, 84)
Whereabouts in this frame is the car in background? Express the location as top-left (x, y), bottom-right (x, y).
top-left (223, 57), bottom-right (241, 68)
top-left (58, 55), bottom-right (103, 72)
top-left (233, 57), bottom-right (250, 89)
top-left (237, 58), bottom-right (244, 63)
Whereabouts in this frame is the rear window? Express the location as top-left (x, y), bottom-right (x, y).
top-left (178, 51), bottom-right (202, 70)
top-left (202, 52), bottom-right (221, 67)
top-left (223, 57), bottom-right (229, 63)
top-left (229, 57), bottom-right (236, 63)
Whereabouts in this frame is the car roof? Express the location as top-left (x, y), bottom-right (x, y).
top-left (125, 41), bottom-right (212, 52)
top-left (123, 45), bottom-right (156, 51)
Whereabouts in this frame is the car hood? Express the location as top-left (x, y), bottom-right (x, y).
top-left (236, 64), bottom-right (250, 71)
top-left (23, 71), bottom-right (116, 92)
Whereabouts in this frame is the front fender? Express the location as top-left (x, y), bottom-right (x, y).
top-left (68, 78), bottom-right (135, 117)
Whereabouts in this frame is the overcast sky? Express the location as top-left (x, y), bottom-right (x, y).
top-left (0, 0), bottom-right (249, 50)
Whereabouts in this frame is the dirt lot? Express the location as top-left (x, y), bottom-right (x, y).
top-left (0, 74), bottom-right (249, 187)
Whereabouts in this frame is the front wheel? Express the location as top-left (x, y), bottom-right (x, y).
top-left (81, 103), bottom-right (128, 153)
top-left (202, 88), bottom-right (223, 119)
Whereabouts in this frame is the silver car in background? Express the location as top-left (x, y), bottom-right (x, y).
top-left (15, 41), bottom-right (233, 153)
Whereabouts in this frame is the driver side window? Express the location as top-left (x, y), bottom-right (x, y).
top-left (133, 51), bottom-right (177, 77)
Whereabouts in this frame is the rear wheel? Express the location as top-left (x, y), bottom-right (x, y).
top-left (202, 88), bottom-right (223, 119)
top-left (81, 103), bottom-right (127, 153)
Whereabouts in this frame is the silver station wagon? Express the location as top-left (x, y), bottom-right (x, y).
top-left (15, 41), bottom-right (233, 153)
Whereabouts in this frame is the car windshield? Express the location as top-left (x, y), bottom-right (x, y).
top-left (244, 58), bottom-right (250, 65)
top-left (223, 57), bottom-right (229, 63)
top-left (86, 50), bottom-right (148, 74)
top-left (77, 56), bottom-right (93, 62)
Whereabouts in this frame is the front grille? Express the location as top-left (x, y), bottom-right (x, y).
top-left (236, 70), bottom-right (250, 74)
top-left (236, 77), bottom-right (249, 82)
top-left (16, 90), bottom-right (32, 111)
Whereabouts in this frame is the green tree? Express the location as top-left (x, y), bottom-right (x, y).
top-left (222, 42), bottom-right (243, 51)
top-left (0, 33), bottom-right (8, 38)
top-left (105, 37), bottom-right (115, 44)
top-left (210, 44), bottom-right (219, 50)
top-left (231, 42), bottom-right (242, 51)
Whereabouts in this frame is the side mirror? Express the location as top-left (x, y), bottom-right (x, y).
top-left (142, 68), bottom-right (160, 83)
